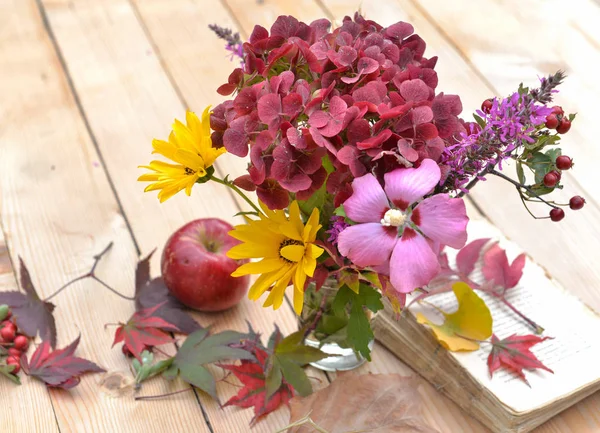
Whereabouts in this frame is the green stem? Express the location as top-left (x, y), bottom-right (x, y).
top-left (210, 176), bottom-right (262, 215)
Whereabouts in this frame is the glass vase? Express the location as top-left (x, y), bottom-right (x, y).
top-left (299, 278), bottom-right (374, 372)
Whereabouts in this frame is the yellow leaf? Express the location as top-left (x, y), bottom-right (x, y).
top-left (416, 282), bottom-right (493, 352)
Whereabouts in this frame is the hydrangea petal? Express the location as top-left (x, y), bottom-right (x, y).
top-left (412, 194), bottom-right (469, 249)
top-left (389, 228), bottom-right (440, 293)
top-left (383, 159), bottom-right (440, 210)
top-left (337, 223), bottom-right (397, 267)
top-left (344, 174), bottom-right (389, 223)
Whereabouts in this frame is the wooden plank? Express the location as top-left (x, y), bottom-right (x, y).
top-left (319, 1), bottom-right (600, 431)
top-left (39, 0), bottom-right (322, 430)
top-left (0, 228), bottom-right (59, 433)
top-left (0, 1), bottom-right (210, 432)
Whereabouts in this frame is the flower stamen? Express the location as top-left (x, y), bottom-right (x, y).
top-left (381, 209), bottom-right (406, 227)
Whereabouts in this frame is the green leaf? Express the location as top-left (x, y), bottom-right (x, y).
top-left (473, 113), bottom-right (486, 129)
top-left (516, 162), bottom-right (526, 185)
top-left (568, 113), bottom-right (577, 122)
top-left (275, 331), bottom-right (330, 364)
top-left (278, 357), bottom-right (313, 397)
top-left (544, 148), bottom-right (562, 165)
top-left (172, 329), bottom-right (254, 399)
top-left (134, 351), bottom-right (175, 385)
top-left (529, 152), bottom-right (552, 184)
top-left (316, 314), bottom-right (348, 336)
top-left (331, 284), bottom-right (384, 361)
top-left (265, 358), bottom-right (283, 401)
top-left (0, 364), bottom-right (21, 384)
top-left (162, 363), bottom-right (179, 381)
top-left (360, 272), bottom-right (382, 290)
top-left (333, 205), bottom-right (347, 218)
top-left (233, 211), bottom-right (259, 218)
top-left (0, 305), bottom-right (8, 321)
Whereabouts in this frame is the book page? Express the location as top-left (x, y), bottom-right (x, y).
top-left (409, 220), bottom-right (600, 413)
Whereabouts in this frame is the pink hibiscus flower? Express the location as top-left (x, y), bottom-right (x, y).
top-left (337, 159), bottom-right (469, 293)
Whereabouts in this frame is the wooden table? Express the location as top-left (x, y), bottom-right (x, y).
top-left (1, 0), bottom-right (599, 431)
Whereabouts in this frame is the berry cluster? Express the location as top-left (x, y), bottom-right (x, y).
top-left (0, 305), bottom-right (30, 375)
top-left (544, 105), bottom-right (571, 134)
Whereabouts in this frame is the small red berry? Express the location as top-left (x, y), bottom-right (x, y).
top-left (7, 348), bottom-right (21, 358)
top-left (6, 356), bottom-right (20, 374)
top-left (556, 119), bottom-right (571, 134)
top-left (569, 196), bottom-right (586, 210)
top-left (556, 155), bottom-right (573, 170)
top-left (543, 171), bottom-right (559, 187)
top-left (481, 99), bottom-right (493, 113)
top-left (545, 114), bottom-right (559, 129)
top-left (13, 335), bottom-right (29, 351)
top-left (0, 326), bottom-right (16, 342)
top-left (551, 106), bottom-right (564, 116)
top-left (550, 208), bottom-right (565, 222)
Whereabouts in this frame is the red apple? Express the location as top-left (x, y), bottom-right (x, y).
top-left (161, 218), bottom-right (249, 312)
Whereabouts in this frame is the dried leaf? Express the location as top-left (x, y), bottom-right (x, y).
top-left (0, 259), bottom-right (57, 347)
top-left (487, 334), bottom-right (553, 385)
top-left (113, 304), bottom-right (179, 361)
top-left (482, 244), bottom-right (526, 290)
top-left (21, 336), bottom-right (104, 389)
top-left (134, 251), bottom-right (201, 335)
top-left (416, 282), bottom-right (492, 351)
top-left (288, 374), bottom-right (438, 433)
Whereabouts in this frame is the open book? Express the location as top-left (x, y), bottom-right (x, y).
top-left (372, 220), bottom-right (600, 433)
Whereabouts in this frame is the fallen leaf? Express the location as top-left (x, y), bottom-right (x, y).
top-left (21, 335), bottom-right (104, 389)
top-left (416, 282), bottom-right (492, 351)
top-left (482, 244), bottom-right (526, 291)
top-left (0, 258), bottom-right (57, 347)
top-left (132, 350), bottom-right (174, 385)
top-left (222, 345), bottom-right (293, 424)
top-left (167, 328), bottom-right (253, 400)
top-left (134, 251), bottom-right (201, 335)
top-left (455, 238), bottom-right (490, 276)
top-left (113, 304), bottom-right (179, 361)
top-left (487, 334), bottom-right (553, 385)
top-left (287, 373), bottom-right (438, 433)
top-left (98, 371), bottom-right (135, 398)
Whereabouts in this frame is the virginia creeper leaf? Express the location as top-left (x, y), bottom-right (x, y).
top-left (417, 282), bottom-right (492, 351)
top-left (487, 334), bottom-right (553, 385)
top-left (0, 258), bottom-right (57, 347)
top-left (134, 251), bottom-right (201, 334)
top-left (21, 335), bottom-right (104, 389)
top-left (168, 328), bottom-right (253, 400)
top-left (132, 350), bottom-right (175, 385)
top-left (482, 244), bottom-right (526, 291)
top-left (113, 304), bottom-right (179, 361)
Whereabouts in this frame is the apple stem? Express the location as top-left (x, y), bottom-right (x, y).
top-left (44, 242), bottom-right (135, 302)
top-left (210, 176), bottom-right (263, 216)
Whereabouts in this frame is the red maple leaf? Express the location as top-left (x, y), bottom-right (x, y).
top-left (487, 334), bottom-right (553, 385)
top-left (221, 346), bottom-right (293, 423)
top-left (112, 304), bottom-right (179, 361)
top-left (21, 335), bottom-right (104, 389)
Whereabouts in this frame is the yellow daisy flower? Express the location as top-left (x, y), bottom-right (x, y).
top-left (227, 201), bottom-right (324, 315)
top-left (138, 106), bottom-right (226, 202)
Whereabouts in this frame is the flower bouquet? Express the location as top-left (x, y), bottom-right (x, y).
top-left (139, 13), bottom-right (584, 371)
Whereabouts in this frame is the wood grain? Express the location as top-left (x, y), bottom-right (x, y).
top-left (38, 0), bottom-right (323, 430)
top-left (0, 1), bottom-right (209, 432)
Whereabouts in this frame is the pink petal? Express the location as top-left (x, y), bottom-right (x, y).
top-left (412, 194), bottom-right (468, 249)
top-left (337, 223), bottom-right (397, 267)
top-left (383, 159), bottom-right (440, 210)
top-left (344, 174), bottom-right (389, 223)
top-left (389, 228), bottom-right (440, 293)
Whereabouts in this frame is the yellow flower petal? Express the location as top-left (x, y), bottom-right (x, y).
top-left (232, 258), bottom-right (282, 276)
top-left (280, 244), bottom-right (305, 262)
